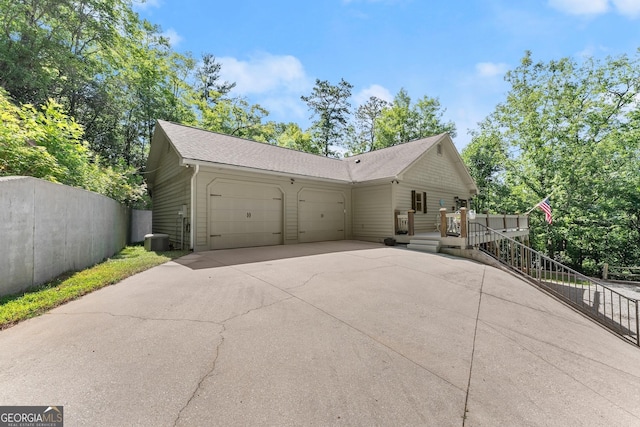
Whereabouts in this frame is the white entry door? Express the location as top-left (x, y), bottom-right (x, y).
top-left (298, 189), bottom-right (345, 243)
top-left (209, 182), bottom-right (283, 249)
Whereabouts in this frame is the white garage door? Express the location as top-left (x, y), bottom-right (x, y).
top-left (209, 182), bottom-right (283, 250)
top-left (298, 189), bottom-right (345, 243)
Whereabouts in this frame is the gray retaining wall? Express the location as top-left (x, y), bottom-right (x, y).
top-left (1, 176), bottom-right (129, 297)
top-left (130, 209), bottom-right (152, 243)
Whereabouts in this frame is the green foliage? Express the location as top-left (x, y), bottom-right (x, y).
top-left (301, 78), bottom-right (353, 157)
top-left (195, 53), bottom-right (236, 104)
top-left (466, 50), bottom-right (640, 273)
top-left (0, 0), bottom-right (196, 173)
top-left (0, 88), bottom-right (145, 204)
top-left (269, 122), bottom-right (319, 154)
top-left (198, 97), bottom-right (271, 141)
top-left (347, 96), bottom-right (389, 154)
top-left (375, 88), bottom-right (456, 149)
top-left (0, 90), bottom-right (62, 180)
top-left (461, 131), bottom-right (511, 213)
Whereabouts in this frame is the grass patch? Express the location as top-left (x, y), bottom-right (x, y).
top-left (0, 246), bottom-right (189, 330)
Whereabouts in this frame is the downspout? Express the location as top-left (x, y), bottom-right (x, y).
top-left (189, 164), bottom-right (199, 250)
top-left (391, 177), bottom-right (397, 236)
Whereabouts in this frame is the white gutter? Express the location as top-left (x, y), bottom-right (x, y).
top-left (180, 159), bottom-right (352, 185)
top-left (189, 164), bottom-right (199, 250)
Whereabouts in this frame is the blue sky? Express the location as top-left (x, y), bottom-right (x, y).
top-left (135, 0), bottom-right (640, 149)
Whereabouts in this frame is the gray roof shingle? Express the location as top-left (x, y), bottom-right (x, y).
top-left (346, 135), bottom-right (445, 182)
top-left (155, 120), bottom-right (447, 183)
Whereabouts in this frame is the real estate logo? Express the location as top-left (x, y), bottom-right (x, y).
top-left (0, 406), bottom-right (63, 427)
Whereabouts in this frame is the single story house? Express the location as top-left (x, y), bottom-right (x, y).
top-left (146, 120), bottom-right (478, 251)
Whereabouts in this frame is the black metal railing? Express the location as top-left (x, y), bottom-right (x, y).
top-left (468, 223), bottom-right (640, 347)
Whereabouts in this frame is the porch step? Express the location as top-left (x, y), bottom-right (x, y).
top-left (407, 239), bottom-right (440, 253)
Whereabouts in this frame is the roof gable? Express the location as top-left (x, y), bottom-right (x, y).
top-left (346, 134), bottom-right (445, 182)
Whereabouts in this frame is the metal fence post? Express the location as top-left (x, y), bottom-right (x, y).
top-left (636, 302), bottom-right (639, 347)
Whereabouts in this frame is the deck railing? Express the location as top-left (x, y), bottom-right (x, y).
top-left (396, 213), bottom-right (409, 234)
top-left (602, 264), bottom-right (640, 281)
top-left (468, 222), bottom-right (640, 347)
top-left (440, 208), bottom-right (529, 237)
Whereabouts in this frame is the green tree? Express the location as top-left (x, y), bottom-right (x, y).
top-left (467, 50), bottom-right (640, 273)
top-left (0, 90), bottom-right (61, 181)
top-left (270, 122), bottom-right (318, 154)
top-left (198, 97), bottom-right (270, 141)
top-left (347, 96), bottom-right (389, 154)
top-left (0, 0), bottom-right (197, 173)
top-left (375, 88), bottom-right (456, 148)
top-left (109, 20), bottom-right (196, 169)
top-left (461, 130), bottom-right (510, 213)
top-left (0, 89), bottom-right (144, 204)
top-left (375, 88), bottom-right (414, 147)
top-left (301, 78), bottom-right (353, 157)
top-left (195, 53), bottom-right (236, 104)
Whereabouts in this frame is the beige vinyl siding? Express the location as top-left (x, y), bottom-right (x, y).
top-left (396, 144), bottom-right (473, 232)
top-left (352, 184), bottom-right (393, 242)
top-left (151, 142), bottom-right (192, 247)
top-left (193, 168), bottom-right (351, 251)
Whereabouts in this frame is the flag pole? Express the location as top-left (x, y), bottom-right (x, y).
top-left (525, 194), bottom-right (551, 215)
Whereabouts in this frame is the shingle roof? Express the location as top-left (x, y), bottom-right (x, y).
top-left (154, 120), bottom-right (447, 183)
top-left (347, 135), bottom-right (445, 182)
top-left (156, 120), bottom-right (351, 182)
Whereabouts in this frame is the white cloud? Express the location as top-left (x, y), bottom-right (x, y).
top-left (576, 44), bottom-right (610, 57)
top-left (353, 84), bottom-right (394, 105)
top-left (549, 0), bottom-right (640, 17)
top-left (161, 28), bottom-right (183, 47)
top-left (475, 62), bottom-right (509, 78)
top-left (612, 0), bottom-right (640, 17)
top-left (215, 53), bottom-right (313, 124)
top-left (218, 53), bottom-right (310, 95)
top-left (261, 96), bottom-right (308, 121)
top-left (548, 0), bottom-right (609, 15)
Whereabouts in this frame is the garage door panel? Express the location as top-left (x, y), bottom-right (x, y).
top-left (209, 182), bottom-right (283, 250)
top-left (298, 189), bottom-right (345, 243)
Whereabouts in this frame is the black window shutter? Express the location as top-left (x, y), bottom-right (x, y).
top-left (423, 192), bottom-right (427, 213)
top-left (411, 190), bottom-right (416, 211)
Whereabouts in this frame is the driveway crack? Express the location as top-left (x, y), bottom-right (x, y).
top-left (286, 273), bottom-right (322, 290)
top-left (173, 324), bottom-right (226, 427)
top-left (239, 268), bottom-right (468, 395)
top-left (220, 296), bottom-right (294, 323)
top-left (48, 311), bottom-right (222, 325)
top-left (462, 266), bottom-right (486, 426)
top-left (171, 295), bottom-right (292, 426)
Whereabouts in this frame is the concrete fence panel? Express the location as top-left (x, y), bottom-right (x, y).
top-left (1, 176), bottom-right (129, 297)
top-left (130, 210), bottom-right (152, 243)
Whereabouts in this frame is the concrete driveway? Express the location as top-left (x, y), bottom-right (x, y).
top-left (1, 241), bottom-right (639, 426)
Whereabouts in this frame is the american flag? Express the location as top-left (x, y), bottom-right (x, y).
top-left (538, 197), bottom-right (552, 224)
